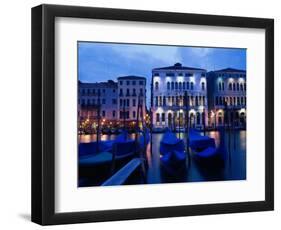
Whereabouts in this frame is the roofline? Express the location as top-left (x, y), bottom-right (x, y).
top-left (78, 81), bottom-right (118, 86)
top-left (117, 76), bottom-right (146, 80)
top-left (211, 68), bottom-right (246, 73)
top-left (152, 68), bottom-right (206, 71)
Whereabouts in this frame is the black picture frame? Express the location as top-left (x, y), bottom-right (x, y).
top-left (31, 4), bottom-right (274, 225)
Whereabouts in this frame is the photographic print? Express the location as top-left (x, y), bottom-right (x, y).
top-left (32, 5), bottom-right (274, 224)
top-left (78, 42), bottom-right (247, 187)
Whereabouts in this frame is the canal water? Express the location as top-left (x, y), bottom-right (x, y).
top-left (79, 130), bottom-right (246, 186)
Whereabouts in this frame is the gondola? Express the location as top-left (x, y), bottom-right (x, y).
top-left (79, 140), bottom-right (114, 157)
top-left (79, 130), bottom-right (137, 167)
top-left (189, 130), bottom-right (222, 163)
top-left (159, 130), bottom-right (187, 174)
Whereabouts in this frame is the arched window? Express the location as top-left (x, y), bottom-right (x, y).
top-left (190, 82), bottom-right (194, 90)
top-left (233, 97), bottom-right (236, 105)
top-left (218, 82), bottom-right (222, 90)
top-left (186, 82), bottom-right (190, 90)
top-left (236, 82), bottom-right (239, 91)
top-left (171, 82), bottom-right (175, 90)
top-left (175, 82), bottom-right (178, 90)
top-left (190, 113), bottom-right (195, 128)
top-left (156, 113), bottom-right (160, 122)
top-left (233, 83), bottom-right (236, 91)
top-left (167, 96), bottom-right (171, 105)
top-left (240, 83), bottom-right (243, 91)
top-left (168, 113), bottom-right (172, 127)
top-left (155, 82), bottom-right (159, 90)
top-left (244, 83), bottom-right (246, 91)
top-left (202, 112), bottom-right (205, 126)
top-left (162, 113), bottom-right (165, 122)
top-left (201, 82), bottom-right (205, 90)
top-left (225, 97), bottom-right (228, 105)
top-left (179, 82), bottom-right (182, 90)
top-left (179, 95), bottom-right (183, 106)
top-left (195, 96), bottom-right (199, 106)
top-left (196, 112), bottom-right (201, 125)
top-left (237, 97), bottom-right (240, 105)
top-left (182, 82), bottom-right (186, 90)
top-left (222, 82), bottom-right (225, 90)
top-left (230, 97), bottom-right (233, 105)
top-left (218, 112), bottom-right (223, 125)
top-left (167, 82), bottom-right (170, 90)
top-left (241, 97), bottom-right (244, 105)
top-left (229, 83), bottom-right (232, 90)
top-left (163, 96), bottom-right (166, 106)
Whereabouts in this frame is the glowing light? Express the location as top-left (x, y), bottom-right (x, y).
top-left (176, 76), bottom-right (184, 81)
top-left (189, 76), bottom-right (195, 82)
top-left (239, 78), bottom-right (245, 83)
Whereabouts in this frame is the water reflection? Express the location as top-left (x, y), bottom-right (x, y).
top-left (79, 130), bottom-right (246, 185)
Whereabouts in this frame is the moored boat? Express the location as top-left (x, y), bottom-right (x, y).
top-left (189, 130), bottom-right (223, 163)
top-left (79, 140), bottom-right (114, 157)
top-left (159, 130), bottom-right (187, 174)
top-left (79, 130), bottom-right (138, 167)
top-left (159, 130), bottom-right (185, 155)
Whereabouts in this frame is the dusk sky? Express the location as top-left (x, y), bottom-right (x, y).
top-left (78, 41), bottom-right (246, 84)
